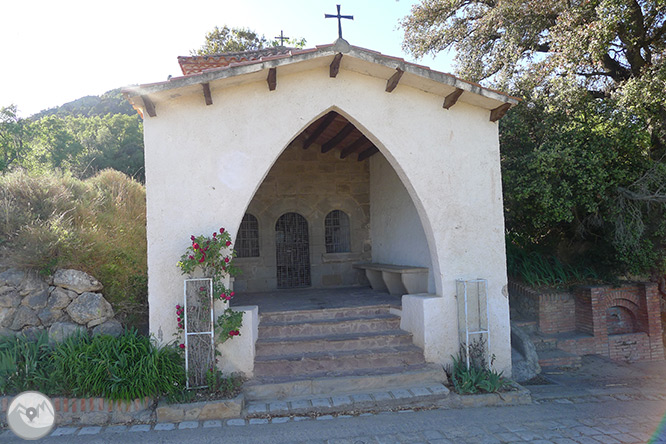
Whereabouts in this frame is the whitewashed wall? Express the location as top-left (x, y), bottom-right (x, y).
top-left (142, 66), bottom-right (511, 373)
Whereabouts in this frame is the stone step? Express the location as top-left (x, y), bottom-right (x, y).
top-left (531, 335), bottom-right (560, 352)
top-left (259, 305), bottom-right (394, 324)
top-left (537, 349), bottom-right (582, 369)
top-left (245, 383), bottom-right (451, 417)
top-left (258, 314), bottom-right (401, 338)
top-left (254, 345), bottom-right (426, 377)
top-left (244, 363), bottom-right (448, 401)
top-left (513, 320), bottom-right (538, 335)
top-left (255, 330), bottom-right (414, 356)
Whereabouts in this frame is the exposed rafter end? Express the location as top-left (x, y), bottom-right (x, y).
top-left (303, 112), bottom-right (337, 149)
top-left (358, 146), bottom-right (379, 161)
top-left (385, 68), bottom-right (404, 93)
top-left (141, 95), bottom-right (156, 117)
top-left (443, 88), bottom-right (464, 109)
top-left (202, 83), bottom-right (213, 106)
top-left (490, 103), bottom-right (511, 122)
top-left (330, 53), bottom-right (343, 78)
top-left (267, 68), bottom-right (277, 91)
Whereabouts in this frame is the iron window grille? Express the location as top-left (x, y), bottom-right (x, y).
top-left (237, 213), bottom-right (260, 258)
top-left (325, 210), bottom-right (351, 253)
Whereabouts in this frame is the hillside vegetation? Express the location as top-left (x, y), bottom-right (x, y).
top-left (0, 169), bottom-right (147, 328)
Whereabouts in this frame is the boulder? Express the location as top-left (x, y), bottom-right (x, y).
top-left (47, 287), bottom-right (76, 310)
top-left (66, 292), bottom-right (113, 326)
top-left (53, 269), bottom-right (103, 294)
top-left (0, 327), bottom-right (15, 337)
top-left (10, 306), bottom-right (40, 330)
top-left (20, 326), bottom-right (46, 341)
top-left (21, 290), bottom-right (49, 310)
top-left (510, 321), bottom-right (541, 382)
top-left (37, 307), bottom-right (65, 326)
top-left (19, 272), bottom-right (48, 297)
top-left (92, 319), bottom-right (124, 337)
top-left (0, 268), bottom-right (25, 287)
top-left (0, 307), bottom-right (16, 328)
top-left (49, 322), bottom-right (86, 342)
top-left (0, 290), bottom-right (21, 308)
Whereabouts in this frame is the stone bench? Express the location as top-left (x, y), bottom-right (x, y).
top-left (353, 262), bottom-right (429, 296)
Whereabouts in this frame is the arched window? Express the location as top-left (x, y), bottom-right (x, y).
top-left (236, 213), bottom-right (260, 258)
top-left (325, 210), bottom-right (351, 253)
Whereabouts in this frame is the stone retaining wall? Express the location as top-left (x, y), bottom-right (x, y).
top-left (0, 268), bottom-right (122, 340)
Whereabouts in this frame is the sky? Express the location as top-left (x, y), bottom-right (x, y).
top-left (0, 0), bottom-right (455, 118)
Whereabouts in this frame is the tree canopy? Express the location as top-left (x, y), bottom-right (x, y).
top-left (191, 25), bottom-right (307, 55)
top-left (402, 0), bottom-right (666, 278)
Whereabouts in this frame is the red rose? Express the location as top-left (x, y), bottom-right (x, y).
top-left (176, 305), bottom-right (181, 310)
top-left (188, 255), bottom-right (194, 260)
top-left (199, 255), bottom-right (205, 263)
top-left (225, 241), bottom-right (231, 247)
top-left (179, 343), bottom-right (185, 349)
top-left (191, 235), bottom-right (195, 241)
top-left (213, 232), bottom-right (217, 238)
top-left (224, 257), bottom-right (230, 263)
top-left (177, 317), bottom-right (181, 322)
top-left (220, 228), bottom-right (225, 233)
top-left (193, 243), bottom-right (199, 250)
top-left (230, 292), bottom-right (235, 297)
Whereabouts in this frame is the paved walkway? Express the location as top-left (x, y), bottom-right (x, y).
top-left (2, 355), bottom-right (665, 443)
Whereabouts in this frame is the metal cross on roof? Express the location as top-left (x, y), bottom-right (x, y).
top-left (325, 4), bottom-right (353, 39)
top-left (275, 30), bottom-right (289, 45)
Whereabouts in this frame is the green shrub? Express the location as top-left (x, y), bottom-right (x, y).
top-left (51, 329), bottom-right (185, 401)
top-left (0, 332), bottom-right (59, 395)
top-left (0, 169), bottom-right (147, 328)
top-left (446, 340), bottom-right (510, 395)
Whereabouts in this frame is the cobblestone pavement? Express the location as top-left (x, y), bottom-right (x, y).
top-left (2, 395), bottom-right (665, 443)
top-left (2, 355), bottom-right (665, 443)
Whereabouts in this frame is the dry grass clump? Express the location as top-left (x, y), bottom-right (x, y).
top-left (0, 169), bottom-right (147, 328)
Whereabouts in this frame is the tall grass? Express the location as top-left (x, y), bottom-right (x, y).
top-left (0, 331), bottom-right (186, 400)
top-left (506, 242), bottom-right (599, 288)
top-left (0, 169), bottom-right (147, 328)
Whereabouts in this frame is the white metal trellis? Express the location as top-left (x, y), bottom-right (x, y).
top-left (183, 278), bottom-right (215, 389)
top-left (456, 279), bottom-right (490, 370)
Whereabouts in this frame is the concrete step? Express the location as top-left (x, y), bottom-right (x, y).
top-left (244, 363), bottom-right (448, 401)
top-left (258, 314), bottom-right (401, 338)
top-left (260, 305), bottom-right (394, 324)
top-left (254, 345), bottom-right (426, 377)
top-left (255, 330), bottom-right (414, 356)
top-left (537, 349), bottom-right (582, 369)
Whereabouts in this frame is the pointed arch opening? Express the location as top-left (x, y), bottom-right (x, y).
top-left (232, 108), bottom-right (437, 295)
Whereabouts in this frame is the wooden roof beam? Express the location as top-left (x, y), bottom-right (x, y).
top-left (330, 53), bottom-right (343, 78)
top-left (321, 123), bottom-right (355, 153)
top-left (385, 68), bottom-right (404, 93)
top-left (358, 146), bottom-right (379, 161)
top-left (141, 95), bottom-right (156, 117)
top-left (443, 88), bottom-right (463, 109)
top-left (303, 112), bottom-right (337, 149)
top-left (340, 136), bottom-right (370, 159)
top-left (490, 103), bottom-right (511, 122)
top-left (202, 83), bottom-right (213, 106)
top-left (267, 68), bottom-right (277, 91)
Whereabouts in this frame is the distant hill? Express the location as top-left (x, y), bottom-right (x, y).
top-left (30, 88), bottom-right (136, 120)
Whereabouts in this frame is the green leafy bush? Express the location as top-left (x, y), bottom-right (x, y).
top-left (446, 340), bottom-right (510, 395)
top-left (0, 332), bottom-right (59, 395)
top-left (0, 330), bottom-right (186, 401)
top-left (0, 169), bottom-right (147, 329)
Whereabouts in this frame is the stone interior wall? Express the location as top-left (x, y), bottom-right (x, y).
top-left (0, 268), bottom-right (123, 340)
top-left (233, 141), bottom-right (371, 292)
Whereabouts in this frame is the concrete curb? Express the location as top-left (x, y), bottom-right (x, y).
top-left (156, 394), bottom-right (244, 422)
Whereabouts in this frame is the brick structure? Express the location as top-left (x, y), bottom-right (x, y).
top-left (509, 280), bottom-right (664, 363)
